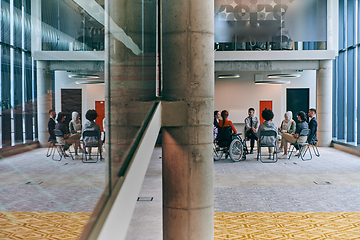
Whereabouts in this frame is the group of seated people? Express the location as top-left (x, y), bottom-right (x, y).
top-left (48, 108), bottom-right (103, 158)
top-left (214, 107), bottom-right (318, 159)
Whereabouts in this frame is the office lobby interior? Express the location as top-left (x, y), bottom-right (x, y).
top-left (1, 0), bottom-right (360, 239)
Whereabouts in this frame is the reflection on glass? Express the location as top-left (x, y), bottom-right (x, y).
top-left (214, 0), bottom-right (327, 51)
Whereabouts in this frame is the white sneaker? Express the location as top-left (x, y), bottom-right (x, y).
top-left (279, 154), bottom-right (288, 159)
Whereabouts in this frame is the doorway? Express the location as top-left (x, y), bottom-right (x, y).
top-left (286, 88), bottom-right (309, 123)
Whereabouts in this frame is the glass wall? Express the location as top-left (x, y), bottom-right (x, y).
top-left (0, 0), bottom-right (37, 148)
top-left (333, 0), bottom-right (360, 145)
top-left (0, 0), bottom-right (157, 217)
top-left (214, 0), bottom-right (327, 51)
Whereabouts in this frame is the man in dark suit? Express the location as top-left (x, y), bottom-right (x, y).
top-left (48, 109), bottom-right (56, 142)
top-left (307, 108), bottom-right (318, 143)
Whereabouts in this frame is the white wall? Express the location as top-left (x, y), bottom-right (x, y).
top-left (54, 71), bottom-right (105, 122)
top-left (214, 70), bottom-right (316, 133)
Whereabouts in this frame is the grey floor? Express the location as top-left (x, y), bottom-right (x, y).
top-left (1, 146), bottom-right (360, 240)
top-left (126, 146), bottom-right (360, 240)
top-left (0, 148), bottom-right (105, 213)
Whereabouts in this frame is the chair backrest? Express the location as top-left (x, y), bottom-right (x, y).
top-left (216, 125), bottom-right (232, 141)
top-left (259, 129), bottom-right (277, 147)
top-left (299, 128), bottom-right (311, 137)
top-left (83, 129), bottom-right (100, 147)
top-left (54, 129), bottom-right (63, 137)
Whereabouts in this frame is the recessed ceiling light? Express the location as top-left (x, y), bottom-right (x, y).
top-left (268, 73), bottom-right (300, 79)
top-left (69, 74), bottom-right (100, 79)
top-left (218, 74), bottom-right (240, 79)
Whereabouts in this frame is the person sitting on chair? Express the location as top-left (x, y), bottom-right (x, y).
top-left (82, 109), bottom-right (102, 157)
top-left (217, 110), bottom-right (237, 159)
top-left (280, 111), bottom-right (309, 158)
top-left (55, 112), bottom-right (81, 157)
top-left (48, 109), bottom-right (56, 143)
top-left (218, 110), bottom-right (237, 134)
top-left (307, 108), bottom-right (318, 143)
top-left (277, 111), bottom-right (296, 152)
top-left (244, 108), bottom-right (259, 154)
top-left (213, 110), bottom-right (221, 140)
top-left (214, 110), bottom-right (221, 127)
top-left (258, 108), bottom-right (278, 158)
top-left (69, 111), bottom-right (84, 154)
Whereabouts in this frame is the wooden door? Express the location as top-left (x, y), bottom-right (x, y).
top-left (95, 101), bottom-right (105, 132)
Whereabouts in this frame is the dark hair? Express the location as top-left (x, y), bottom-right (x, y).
top-left (297, 111), bottom-right (307, 121)
top-left (214, 110), bottom-right (219, 117)
top-left (262, 108), bottom-right (274, 121)
top-left (56, 112), bottom-right (66, 122)
top-left (85, 109), bottom-right (98, 121)
top-left (248, 108), bottom-right (255, 112)
top-left (221, 110), bottom-right (229, 127)
top-left (309, 108), bottom-right (316, 114)
top-left (49, 109), bottom-right (55, 114)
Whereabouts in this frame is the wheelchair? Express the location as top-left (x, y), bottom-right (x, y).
top-left (213, 125), bottom-right (247, 162)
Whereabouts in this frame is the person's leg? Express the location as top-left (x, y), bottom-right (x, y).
top-left (281, 133), bottom-right (296, 155)
top-left (66, 134), bottom-right (80, 155)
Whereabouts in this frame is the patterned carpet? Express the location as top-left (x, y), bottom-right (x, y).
top-left (214, 212), bottom-right (360, 239)
top-left (1, 211), bottom-right (360, 239)
top-left (0, 211), bottom-right (90, 240)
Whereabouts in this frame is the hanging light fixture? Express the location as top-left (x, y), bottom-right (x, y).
top-left (254, 74), bottom-right (290, 84)
top-left (267, 73), bottom-right (300, 79)
top-left (75, 80), bottom-right (104, 84)
top-left (68, 74), bottom-right (100, 79)
top-left (218, 74), bottom-right (240, 79)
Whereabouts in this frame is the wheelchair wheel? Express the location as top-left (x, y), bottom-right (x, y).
top-left (213, 143), bottom-right (223, 161)
top-left (229, 139), bottom-right (244, 162)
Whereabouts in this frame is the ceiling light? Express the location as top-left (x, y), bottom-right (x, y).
top-left (255, 80), bottom-right (290, 84)
top-left (69, 74), bottom-right (100, 79)
top-left (267, 73), bottom-right (300, 79)
top-left (76, 80), bottom-right (104, 84)
top-left (218, 74), bottom-right (240, 79)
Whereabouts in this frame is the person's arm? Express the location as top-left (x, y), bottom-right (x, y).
top-left (69, 121), bottom-right (75, 134)
top-left (244, 117), bottom-right (250, 130)
top-left (288, 121), bottom-right (296, 134)
top-left (307, 120), bottom-right (317, 142)
top-left (254, 117), bottom-right (259, 131)
top-left (48, 119), bottom-right (55, 136)
top-left (230, 121), bottom-right (237, 134)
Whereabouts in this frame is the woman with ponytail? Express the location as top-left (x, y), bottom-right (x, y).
top-left (218, 110), bottom-right (237, 134)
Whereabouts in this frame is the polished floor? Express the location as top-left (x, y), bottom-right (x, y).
top-left (1, 146), bottom-right (360, 239)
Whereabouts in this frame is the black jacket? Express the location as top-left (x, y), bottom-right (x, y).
top-left (307, 117), bottom-right (318, 142)
top-left (48, 118), bottom-right (56, 141)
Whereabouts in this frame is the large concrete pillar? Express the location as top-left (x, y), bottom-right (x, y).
top-left (162, 0), bottom-right (214, 239)
top-left (106, 0), bottom-right (156, 188)
top-left (36, 61), bottom-right (52, 147)
top-left (317, 60), bottom-right (333, 147)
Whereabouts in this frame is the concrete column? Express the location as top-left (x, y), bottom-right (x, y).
top-left (36, 61), bottom-right (52, 147)
top-left (162, 0), bottom-right (214, 239)
top-left (106, 0), bottom-right (156, 188)
top-left (317, 60), bottom-right (333, 147)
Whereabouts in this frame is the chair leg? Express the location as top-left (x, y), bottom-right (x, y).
top-left (46, 143), bottom-right (52, 157)
top-left (287, 145), bottom-right (296, 159)
top-left (300, 144), bottom-right (312, 161)
top-left (312, 144), bottom-right (320, 157)
top-left (52, 145), bottom-right (63, 161)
